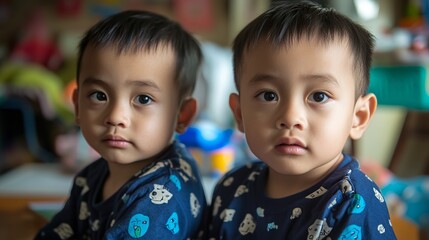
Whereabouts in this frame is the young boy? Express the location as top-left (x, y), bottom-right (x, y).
top-left (207, 1), bottom-right (397, 239)
top-left (35, 10), bottom-right (207, 239)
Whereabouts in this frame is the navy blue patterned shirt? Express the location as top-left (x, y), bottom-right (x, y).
top-left (35, 141), bottom-right (207, 239)
top-left (207, 154), bottom-right (397, 239)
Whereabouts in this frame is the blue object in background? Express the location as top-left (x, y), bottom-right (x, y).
top-left (177, 120), bottom-right (236, 177)
top-left (382, 176), bottom-right (429, 236)
top-left (177, 120), bottom-right (234, 152)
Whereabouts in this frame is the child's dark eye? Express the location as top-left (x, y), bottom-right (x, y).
top-left (135, 95), bottom-right (153, 105)
top-left (256, 91), bottom-right (278, 102)
top-left (309, 92), bottom-right (329, 103)
top-left (89, 91), bottom-right (107, 102)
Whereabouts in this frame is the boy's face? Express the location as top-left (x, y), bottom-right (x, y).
top-left (74, 45), bottom-right (182, 164)
top-left (230, 37), bottom-right (374, 177)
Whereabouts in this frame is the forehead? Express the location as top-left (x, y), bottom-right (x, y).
top-left (79, 44), bottom-right (177, 86)
top-left (243, 36), bottom-right (353, 64)
top-left (239, 37), bottom-right (355, 86)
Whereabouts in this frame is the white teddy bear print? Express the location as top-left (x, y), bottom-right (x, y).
top-left (239, 214), bottom-right (256, 235)
top-left (220, 209), bottom-right (236, 222)
top-left (149, 184), bottom-right (173, 204)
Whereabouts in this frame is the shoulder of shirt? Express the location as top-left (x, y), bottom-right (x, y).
top-left (340, 154), bottom-right (384, 194)
top-left (129, 143), bottom-right (205, 192)
top-left (217, 161), bottom-right (265, 186)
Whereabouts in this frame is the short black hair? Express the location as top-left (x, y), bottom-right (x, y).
top-left (233, 1), bottom-right (374, 96)
top-left (77, 10), bottom-right (202, 100)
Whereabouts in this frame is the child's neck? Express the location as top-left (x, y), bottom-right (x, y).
top-left (103, 159), bottom-right (155, 200)
top-left (265, 155), bottom-right (343, 198)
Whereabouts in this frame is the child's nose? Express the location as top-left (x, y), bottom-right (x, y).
top-left (275, 101), bottom-right (306, 130)
top-left (105, 103), bottom-right (129, 127)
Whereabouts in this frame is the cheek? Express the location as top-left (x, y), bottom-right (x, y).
top-left (312, 109), bottom-right (354, 144)
top-left (241, 112), bottom-right (269, 153)
top-left (138, 113), bottom-right (174, 132)
top-left (241, 104), bottom-right (271, 125)
top-left (241, 113), bottom-right (265, 138)
top-left (78, 109), bottom-right (101, 128)
top-left (135, 107), bottom-right (178, 140)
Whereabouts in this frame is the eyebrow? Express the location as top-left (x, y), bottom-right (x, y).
top-left (81, 77), bottom-right (161, 91)
top-left (301, 74), bottom-right (340, 87)
top-left (248, 73), bottom-right (340, 87)
top-left (248, 74), bottom-right (278, 86)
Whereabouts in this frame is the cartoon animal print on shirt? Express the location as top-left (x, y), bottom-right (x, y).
top-left (248, 171), bottom-right (260, 181)
top-left (305, 187), bottom-right (327, 199)
top-left (139, 162), bottom-right (166, 177)
top-left (234, 185), bottom-right (249, 197)
top-left (349, 194), bottom-right (366, 214)
top-left (190, 192), bottom-right (201, 218)
top-left (341, 179), bottom-right (353, 194)
top-left (290, 207), bottom-right (302, 220)
top-left (267, 222), bottom-right (278, 232)
top-left (373, 187), bottom-right (385, 202)
top-left (53, 223), bottom-right (74, 239)
top-left (307, 219), bottom-right (332, 240)
top-left (166, 212), bottom-right (180, 234)
top-left (239, 214), bottom-right (256, 235)
top-left (220, 209), bottom-right (236, 222)
top-left (212, 196), bottom-right (222, 216)
top-left (256, 207), bottom-right (264, 217)
top-left (339, 224), bottom-right (362, 240)
top-left (79, 201), bottom-right (90, 220)
top-left (179, 158), bottom-right (194, 180)
top-left (91, 219), bottom-right (100, 231)
top-left (223, 177), bottom-right (234, 187)
top-left (150, 184), bottom-right (173, 204)
top-left (169, 174), bottom-right (182, 191)
top-left (377, 224), bottom-right (386, 234)
top-left (75, 176), bottom-right (89, 195)
top-left (128, 214), bottom-right (149, 238)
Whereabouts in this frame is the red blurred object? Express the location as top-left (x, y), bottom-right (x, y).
top-left (10, 9), bottom-right (63, 71)
top-left (56, 0), bottom-right (82, 17)
top-left (173, 0), bottom-right (214, 32)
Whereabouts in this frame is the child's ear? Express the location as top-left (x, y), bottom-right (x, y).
top-left (72, 88), bottom-right (80, 126)
top-left (229, 93), bottom-right (244, 133)
top-left (175, 98), bottom-right (197, 133)
top-left (350, 93), bottom-right (377, 140)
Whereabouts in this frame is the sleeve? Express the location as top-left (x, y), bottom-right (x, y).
top-left (34, 176), bottom-right (82, 240)
top-left (104, 173), bottom-right (206, 240)
top-left (326, 176), bottom-right (397, 240)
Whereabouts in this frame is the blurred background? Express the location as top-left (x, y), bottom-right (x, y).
top-left (0, 0), bottom-right (429, 239)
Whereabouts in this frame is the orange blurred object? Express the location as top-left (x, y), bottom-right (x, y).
top-left (64, 80), bottom-right (77, 109)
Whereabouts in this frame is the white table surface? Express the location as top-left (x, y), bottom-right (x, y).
top-left (0, 163), bottom-right (218, 201)
top-left (0, 163), bottom-right (74, 196)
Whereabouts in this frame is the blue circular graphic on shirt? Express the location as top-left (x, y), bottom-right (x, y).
top-left (128, 213), bottom-right (149, 238)
top-left (339, 224), bottom-right (362, 240)
top-left (349, 194), bottom-right (366, 214)
top-left (170, 174), bottom-right (182, 191)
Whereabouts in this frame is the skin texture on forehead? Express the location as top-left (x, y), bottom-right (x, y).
top-left (78, 42), bottom-right (177, 82)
